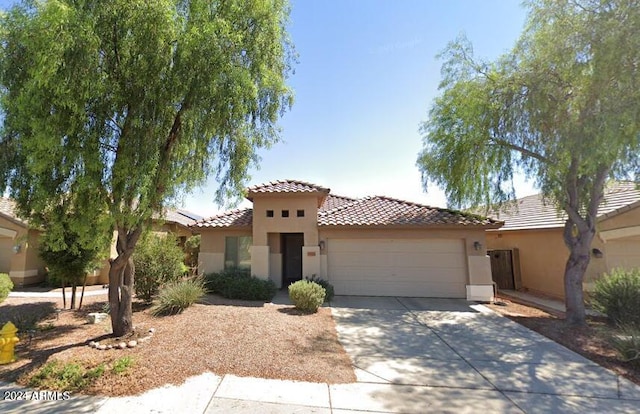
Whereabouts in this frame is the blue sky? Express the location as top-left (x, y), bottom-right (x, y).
top-left (1, 0), bottom-right (536, 217)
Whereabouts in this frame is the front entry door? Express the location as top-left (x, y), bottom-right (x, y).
top-left (282, 233), bottom-right (304, 287)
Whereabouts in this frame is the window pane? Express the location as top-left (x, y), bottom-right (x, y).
top-left (238, 236), bottom-right (252, 270)
top-left (224, 236), bottom-right (238, 269)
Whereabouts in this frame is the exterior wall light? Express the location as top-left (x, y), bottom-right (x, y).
top-left (12, 244), bottom-right (21, 254)
top-left (473, 241), bottom-right (482, 251)
top-left (591, 248), bottom-right (603, 258)
top-left (319, 240), bottom-right (325, 251)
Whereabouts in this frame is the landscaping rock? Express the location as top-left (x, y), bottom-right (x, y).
top-left (87, 313), bottom-right (109, 324)
top-left (118, 342), bottom-right (127, 349)
top-left (97, 344), bottom-right (107, 350)
top-left (127, 340), bottom-right (137, 348)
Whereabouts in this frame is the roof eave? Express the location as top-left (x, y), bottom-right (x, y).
top-left (319, 223), bottom-right (503, 230)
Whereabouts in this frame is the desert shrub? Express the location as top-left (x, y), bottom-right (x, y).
top-left (0, 273), bottom-right (13, 303)
top-left (592, 268), bottom-right (640, 327)
top-left (29, 361), bottom-right (104, 391)
top-left (204, 268), bottom-right (276, 301)
top-left (610, 324), bottom-right (640, 366)
top-left (134, 234), bottom-right (185, 302)
top-left (289, 280), bottom-right (326, 313)
top-left (305, 275), bottom-right (334, 302)
top-left (151, 277), bottom-right (206, 316)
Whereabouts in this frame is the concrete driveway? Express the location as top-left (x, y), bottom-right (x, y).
top-left (330, 296), bottom-right (640, 413)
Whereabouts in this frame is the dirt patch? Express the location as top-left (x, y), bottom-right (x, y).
top-left (0, 293), bottom-right (355, 396)
top-left (487, 294), bottom-right (640, 385)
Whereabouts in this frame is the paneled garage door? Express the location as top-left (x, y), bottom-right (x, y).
top-left (0, 237), bottom-right (13, 274)
top-left (327, 238), bottom-right (467, 297)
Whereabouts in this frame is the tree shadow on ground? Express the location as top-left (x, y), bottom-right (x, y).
top-left (0, 327), bottom-right (92, 383)
top-left (276, 307), bottom-right (317, 316)
top-left (0, 302), bottom-right (57, 332)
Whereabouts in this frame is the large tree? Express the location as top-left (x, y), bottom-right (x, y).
top-left (0, 0), bottom-right (294, 335)
top-left (417, 0), bottom-right (640, 324)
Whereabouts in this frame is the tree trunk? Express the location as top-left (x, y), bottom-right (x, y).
top-left (79, 273), bottom-right (87, 310)
top-left (563, 246), bottom-right (590, 324)
top-left (108, 258), bottom-right (135, 336)
top-left (561, 166), bottom-right (607, 325)
top-left (70, 283), bottom-right (77, 310)
top-left (61, 278), bottom-right (66, 309)
top-left (108, 225), bottom-right (143, 337)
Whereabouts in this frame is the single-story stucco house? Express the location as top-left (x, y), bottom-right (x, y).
top-left (193, 180), bottom-right (502, 301)
top-left (485, 181), bottom-right (640, 299)
top-left (0, 196), bottom-right (201, 287)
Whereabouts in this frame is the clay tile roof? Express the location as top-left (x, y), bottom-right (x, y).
top-left (318, 196), bottom-right (500, 227)
top-left (0, 197), bottom-right (27, 226)
top-left (194, 208), bottom-right (253, 228)
top-left (319, 194), bottom-right (357, 212)
top-left (246, 179), bottom-right (330, 197)
top-left (488, 181), bottom-right (640, 231)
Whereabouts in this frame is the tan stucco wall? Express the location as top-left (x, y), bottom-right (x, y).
top-left (0, 215), bottom-right (46, 286)
top-left (251, 194), bottom-right (319, 246)
top-left (599, 204), bottom-right (640, 231)
top-left (487, 228), bottom-right (609, 299)
top-left (198, 228), bottom-right (252, 275)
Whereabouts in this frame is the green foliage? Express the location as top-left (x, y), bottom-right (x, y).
top-left (133, 234), bottom-right (186, 302)
top-left (184, 235), bottom-right (201, 269)
top-left (305, 275), bottom-right (334, 302)
top-left (288, 280), bottom-right (325, 313)
top-left (151, 277), bottom-right (206, 316)
top-left (609, 324), bottom-right (640, 366)
top-left (592, 268), bottom-right (640, 328)
top-left (0, 273), bottom-right (13, 303)
top-left (0, 0), bottom-right (294, 336)
top-left (204, 268), bottom-right (276, 301)
top-left (112, 356), bottom-right (134, 374)
top-left (29, 361), bottom-right (105, 391)
top-left (38, 204), bottom-right (110, 309)
top-left (416, 0), bottom-right (640, 324)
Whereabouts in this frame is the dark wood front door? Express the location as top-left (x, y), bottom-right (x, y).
top-left (489, 250), bottom-right (515, 290)
top-left (282, 233), bottom-right (304, 287)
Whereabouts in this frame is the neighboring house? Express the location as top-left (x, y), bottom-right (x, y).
top-left (93, 208), bottom-right (202, 285)
top-left (193, 180), bottom-right (502, 301)
top-left (485, 181), bottom-right (640, 299)
top-left (0, 196), bottom-right (200, 287)
top-left (0, 198), bottom-right (46, 286)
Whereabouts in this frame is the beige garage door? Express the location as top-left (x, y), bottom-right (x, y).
top-left (607, 238), bottom-right (640, 270)
top-left (327, 238), bottom-right (467, 297)
top-left (0, 237), bottom-right (12, 274)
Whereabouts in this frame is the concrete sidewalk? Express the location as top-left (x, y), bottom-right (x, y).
top-left (1, 295), bottom-right (639, 413)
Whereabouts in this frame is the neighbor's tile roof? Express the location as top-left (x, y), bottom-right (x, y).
top-left (246, 179), bottom-right (330, 197)
top-left (0, 197), bottom-right (27, 225)
top-left (489, 181), bottom-right (640, 231)
top-left (318, 196), bottom-right (500, 227)
top-left (194, 208), bottom-right (253, 228)
top-left (161, 209), bottom-right (203, 227)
